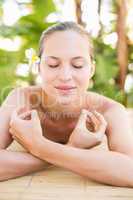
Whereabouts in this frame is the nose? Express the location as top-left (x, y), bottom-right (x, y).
top-left (58, 66), bottom-right (72, 82)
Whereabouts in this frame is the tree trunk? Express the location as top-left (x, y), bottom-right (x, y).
top-left (97, 0), bottom-right (104, 37)
top-left (98, 0), bottom-right (102, 15)
top-left (116, 0), bottom-right (128, 90)
top-left (74, 0), bottom-right (85, 26)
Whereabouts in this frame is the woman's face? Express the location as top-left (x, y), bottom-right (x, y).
top-left (39, 30), bottom-right (94, 106)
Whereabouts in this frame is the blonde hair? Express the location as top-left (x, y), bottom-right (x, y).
top-left (38, 21), bottom-right (94, 61)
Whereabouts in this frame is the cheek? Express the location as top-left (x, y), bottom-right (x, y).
top-left (77, 68), bottom-right (90, 87)
top-left (80, 77), bottom-right (89, 89)
top-left (40, 67), bottom-right (56, 84)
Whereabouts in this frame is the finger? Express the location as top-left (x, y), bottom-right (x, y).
top-left (86, 115), bottom-right (91, 123)
top-left (11, 107), bottom-right (29, 120)
top-left (94, 111), bottom-right (107, 132)
top-left (10, 108), bottom-right (30, 127)
top-left (86, 116), bottom-right (93, 127)
top-left (9, 127), bottom-right (18, 138)
top-left (76, 109), bottom-right (88, 129)
top-left (16, 107), bottom-right (29, 115)
top-left (94, 111), bottom-right (107, 126)
top-left (87, 111), bottom-right (100, 131)
top-left (10, 112), bottom-right (18, 128)
top-left (19, 110), bottom-right (32, 120)
top-left (9, 128), bottom-right (26, 148)
top-left (12, 135), bottom-right (18, 141)
top-left (9, 127), bottom-right (14, 135)
top-left (10, 108), bottom-right (22, 126)
top-left (12, 135), bottom-right (24, 148)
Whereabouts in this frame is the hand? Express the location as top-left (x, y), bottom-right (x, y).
top-left (67, 109), bottom-right (107, 149)
top-left (9, 107), bottom-right (43, 153)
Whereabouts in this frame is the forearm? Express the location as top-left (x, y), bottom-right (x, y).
top-left (33, 138), bottom-right (133, 187)
top-left (0, 149), bottom-right (49, 181)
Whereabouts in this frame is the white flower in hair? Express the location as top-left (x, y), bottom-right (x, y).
top-left (25, 48), bottom-right (40, 65)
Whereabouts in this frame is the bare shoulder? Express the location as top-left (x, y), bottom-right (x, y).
top-left (92, 94), bottom-right (133, 155)
top-left (88, 92), bottom-right (131, 134)
top-left (2, 87), bottom-right (24, 109)
top-left (85, 91), bottom-right (123, 113)
top-left (0, 86), bottom-right (43, 149)
top-left (85, 91), bottom-right (133, 139)
top-left (4, 85), bottom-right (42, 109)
top-left (3, 85), bottom-right (43, 112)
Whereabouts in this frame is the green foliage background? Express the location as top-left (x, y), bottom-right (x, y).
top-left (0, 0), bottom-right (133, 107)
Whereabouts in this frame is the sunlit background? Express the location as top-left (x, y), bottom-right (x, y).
top-left (1, 0), bottom-right (119, 45)
top-left (0, 0), bottom-right (133, 107)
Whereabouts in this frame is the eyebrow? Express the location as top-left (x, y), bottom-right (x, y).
top-left (46, 56), bottom-right (86, 60)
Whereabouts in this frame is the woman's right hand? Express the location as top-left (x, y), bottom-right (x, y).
top-left (67, 109), bottom-right (107, 149)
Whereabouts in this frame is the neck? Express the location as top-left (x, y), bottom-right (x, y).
top-left (41, 90), bottom-right (87, 122)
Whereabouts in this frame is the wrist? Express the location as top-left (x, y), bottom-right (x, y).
top-left (30, 135), bottom-right (46, 156)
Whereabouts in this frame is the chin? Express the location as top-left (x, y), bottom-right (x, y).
top-left (57, 96), bottom-right (71, 105)
top-left (56, 95), bottom-right (79, 108)
top-left (57, 95), bottom-right (76, 106)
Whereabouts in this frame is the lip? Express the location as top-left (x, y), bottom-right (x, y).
top-left (55, 85), bottom-right (76, 90)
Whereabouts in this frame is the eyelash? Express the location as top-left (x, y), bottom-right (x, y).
top-left (73, 65), bottom-right (83, 69)
top-left (48, 65), bottom-right (83, 69)
top-left (48, 65), bottom-right (59, 68)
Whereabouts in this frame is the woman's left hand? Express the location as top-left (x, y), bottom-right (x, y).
top-left (67, 109), bottom-right (107, 149)
top-left (9, 108), bottom-right (43, 153)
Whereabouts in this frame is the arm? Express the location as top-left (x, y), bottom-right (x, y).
top-left (9, 107), bottom-right (133, 187)
top-left (32, 137), bottom-right (133, 187)
top-left (104, 103), bottom-right (133, 157)
top-left (0, 88), bottom-right (49, 181)
top-left (0, 149), bottom-right (47, 181)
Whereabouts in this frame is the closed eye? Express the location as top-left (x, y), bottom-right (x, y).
top-left (48, 65), bottom-right (59, 68)
top-left (48, 64), bottom-right (83, 68)
top-left (73, 65), bottom-right (83, 69)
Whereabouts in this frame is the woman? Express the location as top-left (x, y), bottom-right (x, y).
top-left (1, 22), bottom-right (133, 187)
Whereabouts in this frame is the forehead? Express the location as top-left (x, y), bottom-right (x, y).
top-left (42, 30), bottom-right (89, 58)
